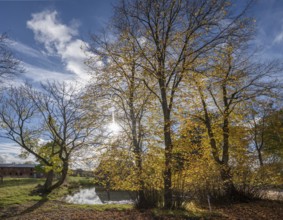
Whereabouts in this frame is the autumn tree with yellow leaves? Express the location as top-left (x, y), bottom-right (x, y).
top-left (99, 0), bottom-right (256, 208)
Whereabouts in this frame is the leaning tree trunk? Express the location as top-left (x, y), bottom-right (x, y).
top-left (40, 169), bottom-right (54, 194)
top-left (49, 160), bottom-right (69, 191)
top-left (256, 148), bottom-right (264, 167)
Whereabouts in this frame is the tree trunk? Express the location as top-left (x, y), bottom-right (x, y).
top-left (163, 117), bottom-right (173, 209)
top-left (222, 115), bottom-right (230, 166)
top-left (164, 126), bottom-right (173, 209)
top-left (49, 161), bottom-right (68, 191)
top-left (220, 113), bottom-right (238, 200)
top-left (42, 169), bottom-right (54, 193)
top-left (220, 164), bottom-right (236, 197)
top-left (133, 141), bottom-right (148, 207)
top-left (199, 89), bottom-right (221, 163)
top-left (135, 151), bottom-right (148, 208)
top-left (128, 72), bottom-right (148, 208)
top-left (107, 188), bottom-right (111, 201)
top-left (159, 79), bottom-right (173, 209)
top-left (257, 148), bottom-right (264, 167)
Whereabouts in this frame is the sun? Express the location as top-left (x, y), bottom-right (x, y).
top-left (109, 122), bottom-right (120, 134)
top-left (108, 110), bottom-right (120, 134)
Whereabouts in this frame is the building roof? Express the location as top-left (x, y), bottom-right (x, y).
top-left (0, 164), bottom-right (36, 168)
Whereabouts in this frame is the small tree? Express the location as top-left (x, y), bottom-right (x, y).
top-left (30, 81), bottom-right (102, 191)
top-left (0, 86), bottom-right (52, 191)
top-left (0, 82), bottom-right (102, 193)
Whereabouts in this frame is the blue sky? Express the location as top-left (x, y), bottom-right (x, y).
top-left (0, 0), bottom-right (283, 163)
top-left (1, 0), bottom-right (116, 85)
top-left (0, 0), bottom-right (117, 163)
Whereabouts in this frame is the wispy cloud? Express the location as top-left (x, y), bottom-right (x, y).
top-left (0, 142), bottom-right (35, 163)
top-left (274, 28), bottom-right (283, 44)
top-left (27, 10), bottom-right (91, 81)
top-left (23, 62), bottom-right (75, 83)
top-left (8, 39), bottom-right (43, 58)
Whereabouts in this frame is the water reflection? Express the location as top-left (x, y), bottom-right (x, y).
top-left (65, 187), bottom-right (134, 205)
top-left (65, 188), bottom-right (103, 205)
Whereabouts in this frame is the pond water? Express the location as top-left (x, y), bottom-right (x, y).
top-left (65, 187), bottom-right (135, 205)
top-left (261, 189), bottom-right (283, 201)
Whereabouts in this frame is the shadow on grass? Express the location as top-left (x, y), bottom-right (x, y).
top-left (20, 196), bottom-right (49, 215)
top-left (2, 196), bottom-right (49, 219)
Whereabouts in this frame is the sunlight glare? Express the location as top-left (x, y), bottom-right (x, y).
top-left (109, 111), bottom-right (120, 134)
top-left (109, 122), bottom-right (120, 134)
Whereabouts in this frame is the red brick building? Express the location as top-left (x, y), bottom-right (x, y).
top-left (0, 164), bottom-right (36, 178)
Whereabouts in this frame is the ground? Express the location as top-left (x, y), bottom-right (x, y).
top-left (0, 178), bottom-right (282, 219)
top-left (214, 200), bottom-right (283, 220)
top-left (1, 199), bottom-right (282, 220)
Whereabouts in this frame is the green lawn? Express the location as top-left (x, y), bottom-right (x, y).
top-left (0, 178), bottom-right (44, 207)
top-left (0, 177), bottom-right (218, 220)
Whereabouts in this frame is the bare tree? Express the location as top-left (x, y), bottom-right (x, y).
top-left (31, 81), bottom-right (102, 191)
top-left (0, 85), bottom-right (52, 191)
top-left (0, 82), bottom-right (102, 193)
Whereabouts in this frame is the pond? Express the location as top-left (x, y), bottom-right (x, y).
top-left (65, 186), bottom-right (135, 205)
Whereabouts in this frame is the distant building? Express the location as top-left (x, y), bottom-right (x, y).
top-left (0, 163), bottom-right (37, 178)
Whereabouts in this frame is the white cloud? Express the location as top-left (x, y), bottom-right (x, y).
top-left (61, 39), bottom-right (90, 80)
top-left (3, 61), bottom-right (76, 87)
top-left (0, 142), bottom-right (35, 163)
top-left (27, 10), bottom-right (76, 53)
top-left (8, 39), bottom-right (43, 58)
top-left (23, 62), bottom-right (76, 83)
top-left (27, 10), bottom-right (91, 81)
top-left (274, 31), bottom-right (283, 43)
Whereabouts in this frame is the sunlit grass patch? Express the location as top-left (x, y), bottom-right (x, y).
top-left (183, 201), bottom-right (222, 218)
top-left (65, 203), bottom-right (133, 211)
top-left (151, 202), bottom-right (221, 219)
top-left (0, 178), bottom-right (44, 207)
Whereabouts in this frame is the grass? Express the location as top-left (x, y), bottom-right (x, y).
top-left (183, 201), bottom-right (221, 218)
top-left (149, 202), bottom-right (219, 219)
top-left (67, 176), bottom-right (96, 187)
top-left (66, 203), bottom-right (133, 211)
top-left (0, 177), bottom-right (121, 208)
top-left (0, 177), bottom-right (219, 219)
top-left (0, 178), bottom-right (44, 208)
top-left (0, 177), bottom-right (44, 188)
top-left (1, 178), bottom-right (282, 220)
